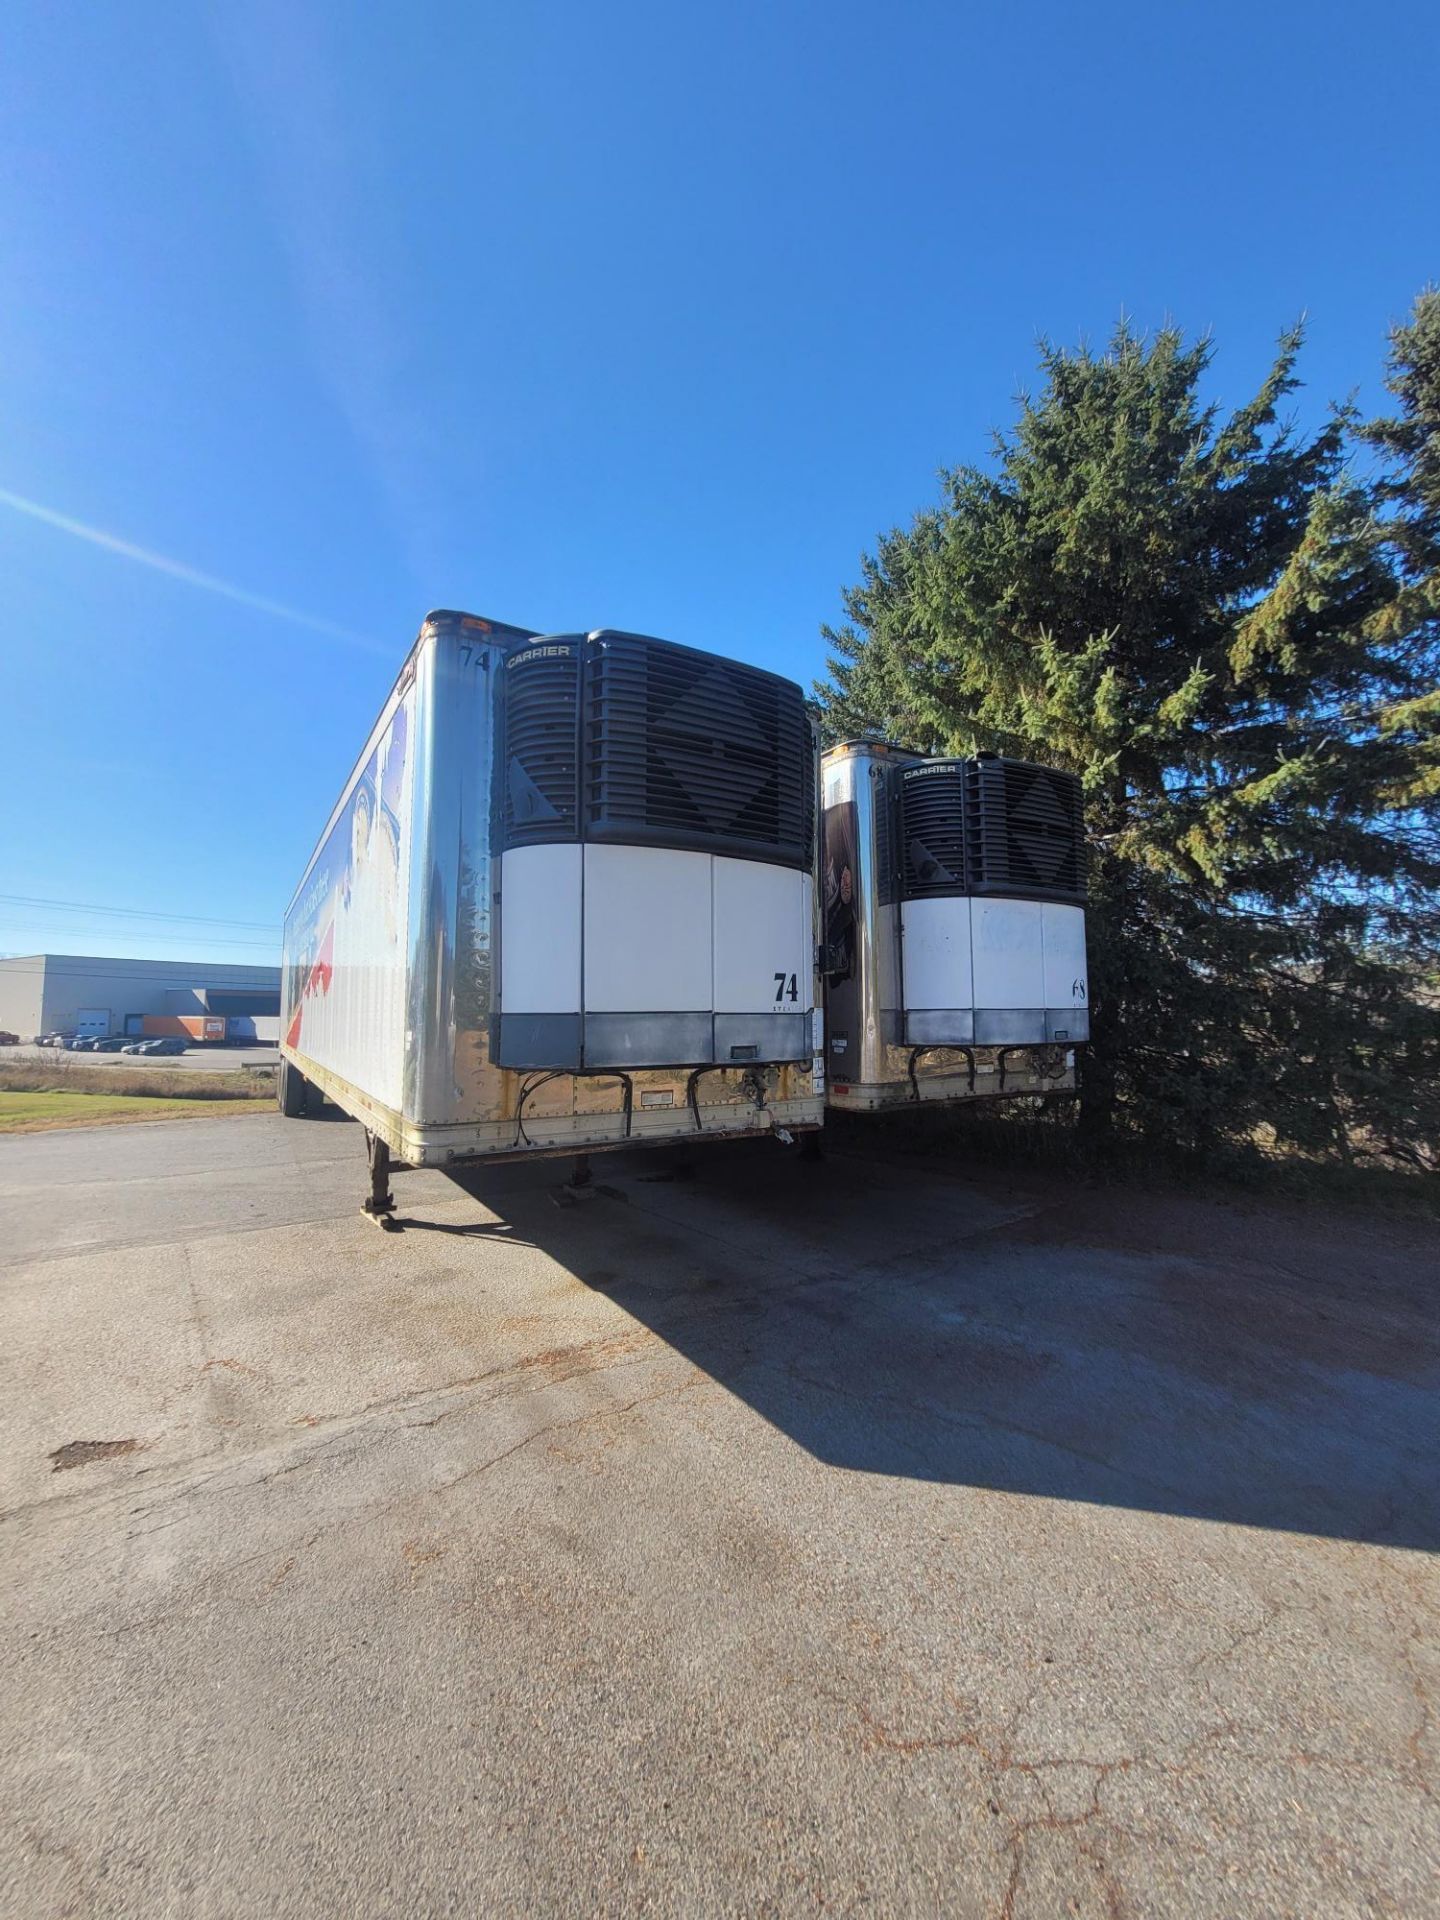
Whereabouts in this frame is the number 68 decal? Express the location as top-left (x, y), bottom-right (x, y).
top-left (773, 972), bottom-right (799, 1005)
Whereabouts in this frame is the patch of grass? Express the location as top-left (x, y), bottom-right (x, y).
top-left (0, 1090), bottom-right (270, 1133)
top-left (0, 1060), bottom-right (273, 1101)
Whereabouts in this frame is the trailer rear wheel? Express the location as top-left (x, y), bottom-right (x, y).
top-left (278, 1058), bottom-right (308, 1118)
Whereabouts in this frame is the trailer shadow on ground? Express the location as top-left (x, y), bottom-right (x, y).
top-left (428, 1134), bottom-right (1440, 1555)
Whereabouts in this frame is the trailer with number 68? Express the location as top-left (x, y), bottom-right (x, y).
top-left (818, 739), bottom-right (1087, 1113)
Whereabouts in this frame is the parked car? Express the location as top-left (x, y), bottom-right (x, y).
top-left (70, 1036), bottom-right (106, 1051)
top-left (0, 1030), bottom-right (18, 1046)
top-left (35, 1033), bottom-right (73, 1048)
top-left (93, 1035), bottom-right (138, 1052)
top-left (122, 1037), bottom-right (186, 1056)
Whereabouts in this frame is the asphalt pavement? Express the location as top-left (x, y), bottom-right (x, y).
top-left (2, 1112), bottom-right (1436, 1917)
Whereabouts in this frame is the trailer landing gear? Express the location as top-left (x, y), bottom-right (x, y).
top-left (553, 1154), bottom-right (627, 1207)
top-left (554, 1154), bottom-right (599, 1207)
top-left (363, 1131), bottom-right (398, 1229)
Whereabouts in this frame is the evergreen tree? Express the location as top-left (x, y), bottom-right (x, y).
top-left (817, 312), bottom-right (1440, 1167)
top-left (1363, 287), bottom-right (1440, 807)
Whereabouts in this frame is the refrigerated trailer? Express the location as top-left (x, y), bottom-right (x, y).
top-left (279, 610), bottom-right (824, 1221)
top-left (820, 740), bottom-right (1087, 1111)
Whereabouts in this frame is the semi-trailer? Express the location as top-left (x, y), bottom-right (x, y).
top-left (141, 1014), bottom-right (228, 1044)
top-left (279, 609), bottom-right (1087, 1223)
top-left (279, 610), bottom-right (824, 1222)
top-left (819, 740), bottom-right (1087, 1111)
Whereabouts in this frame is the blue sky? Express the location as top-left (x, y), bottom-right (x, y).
top-left (2, 0), bottom-right (1436, 964)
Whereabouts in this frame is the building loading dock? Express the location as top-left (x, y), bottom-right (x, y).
top-left (0, 954), bottom-right (281, 1043)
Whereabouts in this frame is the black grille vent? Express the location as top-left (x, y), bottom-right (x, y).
top-left (501, 642), bottom-right (580, 847)
top-left (966, 757), bottom-right (1086, 903)
top-left (899, 762), bottom-right (969, 899)
top-left (584, 633), bottom-right (813, 868)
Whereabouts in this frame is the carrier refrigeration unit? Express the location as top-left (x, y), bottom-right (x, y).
top-left (821, 740), bottom-right (1088, 1111)
top-left (279, 610), bottom-right (823, 1221)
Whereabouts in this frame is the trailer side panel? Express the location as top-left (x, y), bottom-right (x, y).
top-left (281, 669), bottom-right (419, 1115)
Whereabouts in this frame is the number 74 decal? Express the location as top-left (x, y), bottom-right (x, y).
top-left (774, 972), bottom-right (799, 1004)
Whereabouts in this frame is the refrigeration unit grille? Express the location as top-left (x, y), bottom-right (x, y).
top-left (966, 757), bottom-right (1086, 902)
top-left (502, 645), bottom-right (580, 847)
top-left (899, 763), bottom-right (969, 898)
top-left (583, 632), bottom-right (813, 867)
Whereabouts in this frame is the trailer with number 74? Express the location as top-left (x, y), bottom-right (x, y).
top-left (278, 610), bottom-right (826, 1222)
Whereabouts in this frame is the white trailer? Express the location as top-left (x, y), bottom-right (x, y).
top-left (279, 611), bottom-right (824, 1221)
top-left (820, 741), bottom-right (1088, 1111)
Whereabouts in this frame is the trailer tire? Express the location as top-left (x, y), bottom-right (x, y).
top-left (279, 1058), bottom-right (309, 1118)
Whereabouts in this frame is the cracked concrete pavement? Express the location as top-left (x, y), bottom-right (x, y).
top-left (2, 1112), bottom-right (1437, 1916)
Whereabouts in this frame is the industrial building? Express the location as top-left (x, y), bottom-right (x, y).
top-left (0, 954), bottom-right (281, 1044)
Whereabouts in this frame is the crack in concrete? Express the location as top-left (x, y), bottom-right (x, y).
top-left (842, 1632), bottom-right (1437, 1920)
top-left (849, 1691), bottom-right (1135, 1920)
top-left (96, 1376), bottom-right (707, 1641)
top-left (1, 1324), bottom-right (682, 1538)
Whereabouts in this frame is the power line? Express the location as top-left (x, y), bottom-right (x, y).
top-left (0, 936), bottom-right (280, 952)
top-left (0, 892), bottom-right (277, 931)
top-left (0, 935), bottom-right (280, 953)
